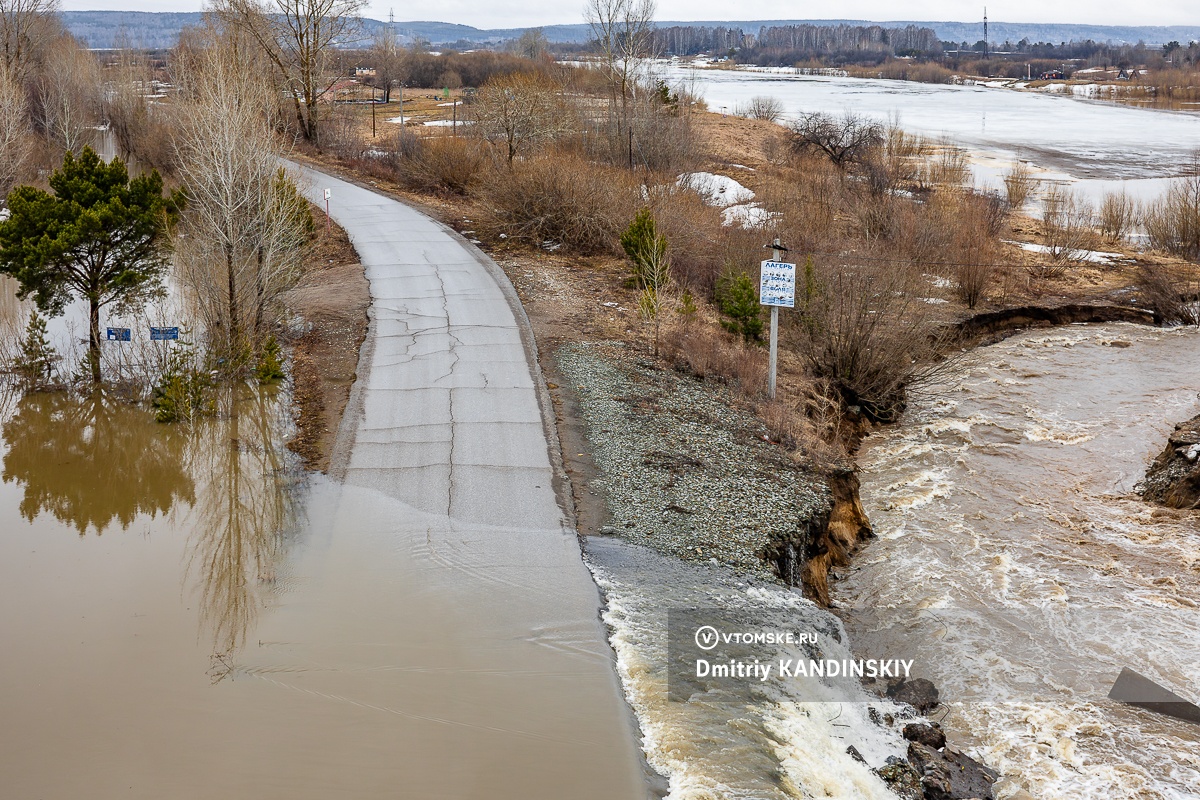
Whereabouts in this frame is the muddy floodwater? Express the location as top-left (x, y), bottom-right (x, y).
top-left (839, 324), bottom-right (1200, 799)
top-left (0, 392), bottom-right (643, 799)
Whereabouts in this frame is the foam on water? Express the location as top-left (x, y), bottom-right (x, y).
top-left (840, 323), bottom-right (1200, 799)
top-left (587, 539), bottom-right (918, 799)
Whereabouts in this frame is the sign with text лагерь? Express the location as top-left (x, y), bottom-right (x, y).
top-left (759, 260), bottom-right (796, 308)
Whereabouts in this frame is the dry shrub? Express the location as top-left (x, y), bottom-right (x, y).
top-left (863, 123), bottom-right (924, 194)
top-left (1139, 262), bottom-right (1200, 325)
top-left (321, 102), bottom-right (364, 160)
top-left (660, 318), bottom-right (766, 392)
top-left (917, 140), bottom-right (969, 190)
top-left (1137, 263), bottom-right (1195, 323)
top-left (644, 185), bottom-right (725, 292)
top-left (1003, 160), bottom-right (1035, 210)
top-left (787, 257), bottom-right (954, 422)
top-left (478, 150), bottom-right (638, 253)
top-left (1099, 190), bottom-right (1138, 242)
top-left (753, 393), bottom-right (849, 470)
top-left (1038, 186), bottom-right (1098, 269)
top-left (1144, 175), bottom-right (1200, 260)
top-left (740, 95), bottom-right (784, 122)
top-left (757, 158), bottom-right (843, 251)
top-left (388, 131), bottom-right (488, 195)
top-left (848, 60), bottom-right (955, 84)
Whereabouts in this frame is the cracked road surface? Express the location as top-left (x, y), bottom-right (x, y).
top-left (293, 167), bottom-right (648, 798)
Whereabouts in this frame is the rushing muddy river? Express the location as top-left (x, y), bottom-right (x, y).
top-left (839, 323), bottom-right (1200, 799)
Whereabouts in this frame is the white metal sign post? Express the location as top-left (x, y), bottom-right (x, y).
top-left (323, 187), bottom-right (331, 235)
top-left (760, 239), bottom-right (796, 400)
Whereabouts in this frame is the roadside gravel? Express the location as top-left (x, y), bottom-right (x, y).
top-left (556, 341), bottom-right (828, 577)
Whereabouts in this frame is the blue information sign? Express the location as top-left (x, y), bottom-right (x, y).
top-left (149, 327), bottom-right (179, 341)
top-left (106, 327), bottom-right (131, 341)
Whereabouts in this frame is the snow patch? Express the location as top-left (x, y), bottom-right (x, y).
top-left (1006, 240), bottom-right (1130, 264)
top-left (678, 172), bottom-right (755, 207)
top-left (721, 203), bottom-right (775, 229)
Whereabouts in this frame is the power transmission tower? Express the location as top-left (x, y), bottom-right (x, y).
top-left (983, 7), bottom-right (988, 56)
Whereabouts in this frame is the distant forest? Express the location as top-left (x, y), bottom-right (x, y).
top-left (60, 11), bottom-right (1200, 51)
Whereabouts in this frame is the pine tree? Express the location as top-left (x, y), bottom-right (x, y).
top-left (12, 309), bottom-right (58, 388)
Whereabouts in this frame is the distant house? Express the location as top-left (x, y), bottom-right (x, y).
top-left (353, 66), bottom-right (376, 78)
top-left (1039, 69), bottom-right (1065, 80)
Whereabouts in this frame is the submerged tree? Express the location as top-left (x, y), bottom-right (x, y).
top-left (0, 147), bottom-right (182, 382)
top-left (173, 36), bottom-right (313, 361)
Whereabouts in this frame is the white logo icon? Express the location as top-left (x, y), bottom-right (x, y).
top-left (695, 626), bottom-right (720, 650)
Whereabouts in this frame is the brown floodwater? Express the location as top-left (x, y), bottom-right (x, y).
top-left (0, 384), bottom-right (642, 798)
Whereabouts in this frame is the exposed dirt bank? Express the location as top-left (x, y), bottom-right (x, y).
top-left (1140, 413), bottom-right (1200, 510)
top-left (953, 302), bottom-right (1158, 345)
top-left (279, 209), bottom-right (369, 472)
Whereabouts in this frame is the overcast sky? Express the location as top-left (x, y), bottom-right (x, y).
top-left (58, 1), bottom-right (1197, 30)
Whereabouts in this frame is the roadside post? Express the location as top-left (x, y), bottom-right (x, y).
top-left (323, 187), bottom-right (331, 235)
top-left (760, 239), bottom-right (795, 400)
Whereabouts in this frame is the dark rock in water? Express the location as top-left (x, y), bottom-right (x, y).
top-left (891, 677), bottom-right (940, 713)
top-left (1139, 414), bottom-right (1200, 509)
top-left (903, 721), bottom-right (947, 750)
top-left (876, 756), bottom-right (923, 800)
top-left (846, 744), bottom-right (867, 764)
top-left (908, 742), bottom-right (999, 800)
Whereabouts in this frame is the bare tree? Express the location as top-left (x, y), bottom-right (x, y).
top-left (213, 0), bottom-right (365, 144)
top-left (366, 23), bottom-right (405, 102)
top-left (512, 27), bottom-right (550, 61)
top-left (173, 36), bottom-right (311, 357)
top-left (470, 71), bottom-right (569, 165)
top-left (0, 64), bottom-right (30, 199)
top-left (33, 34), bottom-right (100, 154)
top-left (789, 111), bottom-right (884, 169)
top-left (586, 0), bottom-right (657, 168)
top-left (0, 0), bottom-right (57, 80)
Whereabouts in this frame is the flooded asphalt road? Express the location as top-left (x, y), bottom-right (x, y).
top-left (0, 170), bottom-right (646, 798)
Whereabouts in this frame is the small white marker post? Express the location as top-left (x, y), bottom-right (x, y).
top-left (323, 187), bottom-right (331, 235)
top-left (760, 239), bottom-right (795, 400)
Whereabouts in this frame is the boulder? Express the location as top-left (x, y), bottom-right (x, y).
top-left (908, 742), bottom-right (999, 800)
top-left (891, 677), bottom-right (940, 713)
top-left (903, 721), bottom-right (947, 750)
top-left (876, 756), bottom-right (923, 800)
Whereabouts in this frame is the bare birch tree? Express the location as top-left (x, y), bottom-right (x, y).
top-left (212, 0), bottom-right (365, 144)
top-left (586, 0), bottom-right (657, 168)
top-left (33, 35), bottom-right (100, 154)
top-left (173, 37), bottom-right (311, 358)
top-left (0, 64), bottom-right (30, 199)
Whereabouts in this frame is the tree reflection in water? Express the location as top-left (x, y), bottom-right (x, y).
top-left (1, 389), bottom-right (195, 533)
top-left (187, 383), bottom-right (299, 658)
top-left (0, 380), bottom-right (300, 662)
